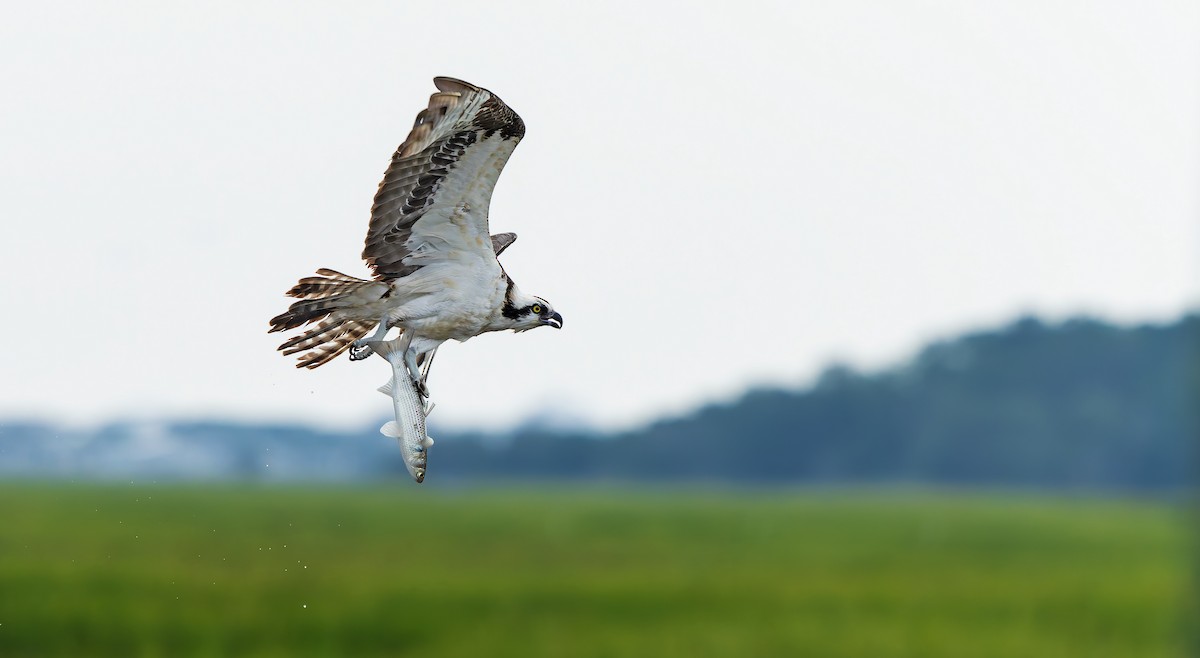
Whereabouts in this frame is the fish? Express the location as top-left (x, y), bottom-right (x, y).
top-left (367, 334), bottom-right (435, 483)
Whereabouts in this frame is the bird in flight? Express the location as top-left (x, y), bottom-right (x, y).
top-left (269, 77), bottom-right (562, 390)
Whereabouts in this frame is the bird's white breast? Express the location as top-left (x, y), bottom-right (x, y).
top-left (391, 267), bottom-right (509, 342)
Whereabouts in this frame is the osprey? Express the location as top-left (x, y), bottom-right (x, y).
top-left (269, 77), bottom-right (563, 388)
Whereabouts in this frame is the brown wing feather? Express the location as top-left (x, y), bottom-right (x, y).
top-left (361, 77), bottom-right (525, 281)
top-left (490, 232), bottom-right (517, 256)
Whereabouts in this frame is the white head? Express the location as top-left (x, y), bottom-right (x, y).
top-left (500, 281), bottom-right (563, 333)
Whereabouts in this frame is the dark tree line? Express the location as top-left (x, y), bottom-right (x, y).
top-left (430, 315), bottom-right (1198, 489)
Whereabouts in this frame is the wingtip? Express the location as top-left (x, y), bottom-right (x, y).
top-left (433, 76), bottom-right (481, 94)
top-left (491, 232), bottom-right (518, 256)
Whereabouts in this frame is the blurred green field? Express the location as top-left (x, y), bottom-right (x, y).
top-left (0, 483), bottom-right (1190, 658)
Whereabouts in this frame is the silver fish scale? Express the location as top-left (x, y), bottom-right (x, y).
top-left (372, 338), bottom-right (436, 483)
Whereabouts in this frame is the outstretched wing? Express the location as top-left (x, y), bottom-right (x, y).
top-left (362, 77), bottom-right (526, 280)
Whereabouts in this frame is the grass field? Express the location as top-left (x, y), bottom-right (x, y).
top-left (0, 483), bottom-right (1191, 657)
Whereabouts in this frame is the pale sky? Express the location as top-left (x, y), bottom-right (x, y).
top-left (1, 2), bottom-right (1197, 431)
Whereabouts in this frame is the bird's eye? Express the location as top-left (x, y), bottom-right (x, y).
top-left (531, 304), bottom-right (542, 314)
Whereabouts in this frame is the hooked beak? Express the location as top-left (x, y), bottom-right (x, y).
top-left (543, 312), bottom-right (563, 329)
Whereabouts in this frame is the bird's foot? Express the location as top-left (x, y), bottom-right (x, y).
top-left (350, 316), bottom-right (392, 361)
top-left (410, 377), bottom-right (430, 400)
top-left (349, 340), bottom-right (374, 361)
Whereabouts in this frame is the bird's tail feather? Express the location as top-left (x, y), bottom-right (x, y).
top-left (281, 319), bottom-right (374, 369)
top-left (269, 269), bottom-right (381, 369)
top-left (285, 268), bottom-right (373, 300)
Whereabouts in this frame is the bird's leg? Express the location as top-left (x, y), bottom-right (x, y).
top-left (417, 348), bottom-right (438, 402)
top-left (405, 348), bottom-right (428, 399)
top-left (350, 315), bottom-right (391, 361)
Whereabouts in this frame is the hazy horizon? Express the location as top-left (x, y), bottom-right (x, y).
top-left (3, 308), bottom-right (1193, 435)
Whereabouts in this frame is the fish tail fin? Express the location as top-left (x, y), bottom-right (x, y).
top-left (363, 330), bottom-right (420, 369)
top-left (366, 335), bottom-right (406, 360)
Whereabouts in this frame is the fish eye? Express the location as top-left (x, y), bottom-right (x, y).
top-left (531, 304), bottom-right (542, 314)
